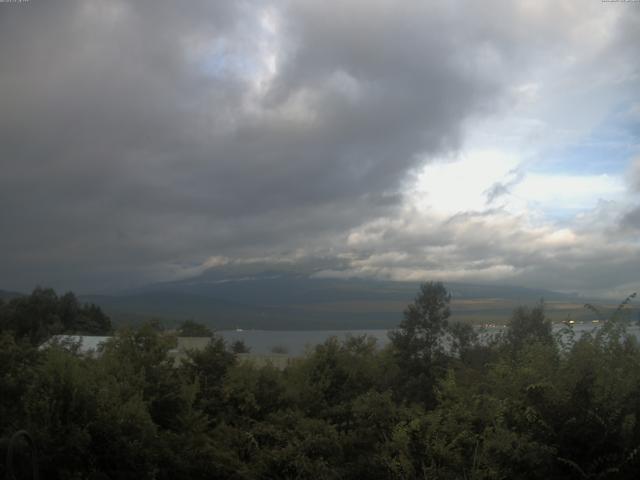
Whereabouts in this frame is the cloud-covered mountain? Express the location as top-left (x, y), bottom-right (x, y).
top-left (79, 269), bottom-right (606, 330)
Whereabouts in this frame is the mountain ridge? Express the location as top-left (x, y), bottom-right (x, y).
top-left (2, 272), bottom-right (616, 330)
top-left (81, 270), bottom-right (605, 330)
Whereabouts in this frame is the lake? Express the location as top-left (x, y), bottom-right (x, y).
top-left (218, 323), bottom-right (640, 356)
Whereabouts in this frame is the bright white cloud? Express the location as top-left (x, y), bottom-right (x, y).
top-left (409, 151), bottom-right (626, 217)
top-left (410, 151), bottom-right (519, 215)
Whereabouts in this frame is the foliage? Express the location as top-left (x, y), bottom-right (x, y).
top-left (177, 319), bottom-right (213, 337)
top-left (1, 285), bottom-right (639, 479)
top-left (0, 287), bottom-right (111, 345)
top-left (270, 345), bottom-right (289, 354)
top-left (389, 281), bottom-right (452, 406)
top-left (504, 301), bottom-right (553, 351)
top-left (180, 335), bottom-right (236, 419)
top-left (231, 339), bottom-right (251, 354)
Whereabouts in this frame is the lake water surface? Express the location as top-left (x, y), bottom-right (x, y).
top-left (218, 323), bottom-right (640, 356)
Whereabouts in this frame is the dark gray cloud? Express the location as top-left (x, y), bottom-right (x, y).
top-left (0, 0), bottom-right (638, 293)
top-left (619, 158), bottom-right (640, 231)
top-left (621, 207), bottom-right (640, 231)
top-left (630, 157), bottom-right (640, 192)
top-left (485, 168), bottom-right (525, 204)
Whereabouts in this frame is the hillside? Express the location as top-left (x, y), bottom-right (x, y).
top-left (76, 270), bottom-right (612, 330)
top-left (0, 290), bottom-right (24, 301)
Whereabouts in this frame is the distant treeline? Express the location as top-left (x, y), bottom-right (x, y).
top-left (1, 284), bottom-right (639, 479)
top-left (0, 287), bottom-right (111, 344)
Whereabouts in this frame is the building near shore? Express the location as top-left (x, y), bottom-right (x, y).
top-left (39, 334), bottom-right (292, 369)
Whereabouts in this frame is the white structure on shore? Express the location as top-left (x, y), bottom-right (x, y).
top-left (39, 335), bottom-right (291, 369)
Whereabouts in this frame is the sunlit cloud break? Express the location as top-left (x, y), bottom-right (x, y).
top-left (0, 0), bottom-right (638, 297)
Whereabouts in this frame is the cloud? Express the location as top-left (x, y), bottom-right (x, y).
top-left (619, 157), bottom-right (640, 231)
top-left (629, 157), bottom-right (640, 192)
top-left (0, 0), bottom-right (639, 294)
top-left (322, 201), bottom-right (640, 298)
top-left (621, 207), bottom-right (640, 231)
top-left (485, 168), bottom-right (526, 204)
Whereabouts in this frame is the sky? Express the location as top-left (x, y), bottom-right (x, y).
top-left (1, 0), bottom-right (639, 297)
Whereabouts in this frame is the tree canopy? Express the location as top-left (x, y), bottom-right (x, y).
top-left (1, 284), bottom-right (639, 479)
top-left (0, 287), bottom-right (111, 345)
top-left (177, 319), bottom-right (213, 337)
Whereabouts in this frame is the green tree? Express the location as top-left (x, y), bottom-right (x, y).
top-left (292, 335), bottom-right (386, 419)
top-left (224, 363), bottom-right (289, 421)
top-left (0, 288), bottom-right (111, 345)
top-left (0, 333), bottom-right (41, 435)
top-left (505, 302), bottom-right (553, 351)
top-left (177, 319), bottom-right (212, 337)
top-left (231, 339), bottom-right (251, 354)
top-left (75, 302), bottom-right (112, 335)
top-left (23, 346), bottom-right (158, 479)
top-left (101, 322), bottom-right (186, 431)
top-left (389, 281), bottom-right (451, 406)
top-left (180, 336), bottom-right (236, 419)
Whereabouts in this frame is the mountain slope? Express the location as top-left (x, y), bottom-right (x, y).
top-left (80, 271), bottom-right (605, 330)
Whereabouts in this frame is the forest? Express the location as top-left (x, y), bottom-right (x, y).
top-left (1, 283), bottom-right (639, 479)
